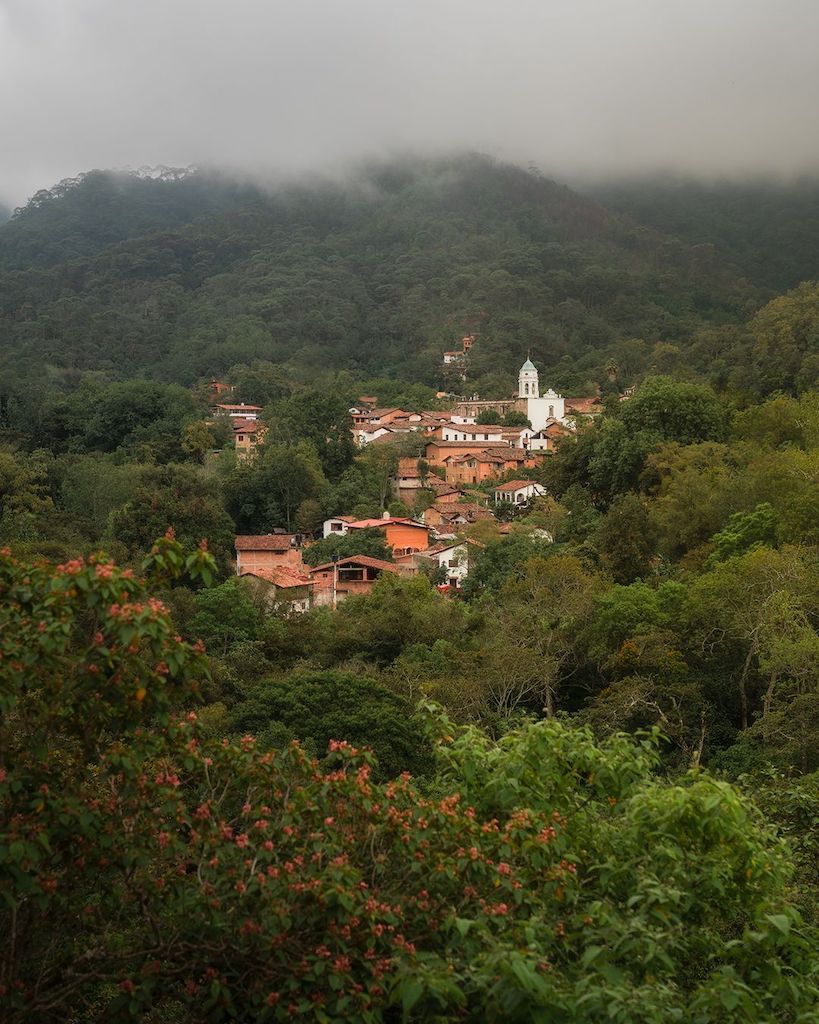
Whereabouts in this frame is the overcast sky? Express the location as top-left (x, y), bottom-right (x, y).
top-left (1, 0), bottom-right (818, 207)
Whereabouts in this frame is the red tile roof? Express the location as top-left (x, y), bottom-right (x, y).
top-left (232, 419), bottom-right (263, 433)
top-left (347, 517), bottom-right (428, 530)
top-left (565, 397), bottom-right (603, 415)
top-left (426, 440), bottom-right (512, 449)
top-left (494, 480), bottom-right (539, 492)
top-left (216, 403), bottom-right (263, 412)
top-left (309, 555), bottom-right (401, 574)
top-left (235, 534), bottom-right (296, 551)
top-left (240, 566), bottom-right (312, 588)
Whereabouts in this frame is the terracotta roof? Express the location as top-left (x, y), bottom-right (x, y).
top-left (347, 517), bottom-right (429, 530)
top-left (565, 397), bottom-right (603, 415)
top-left (240, 566), bottom-right (312, 588)
top-left (397, 457), bottom-right (419, 474)
top-left (309, 555), bottom-right (401, 574)
top-left (424, 540), bottom-right (468, 555)
top-left (235, 534), bottom-right (296, 551)
top-left (426, 440), bottom-right (512, 449)
top-left (232, 419), bottom-right (263, 433)
top-left (367, 408), bottom-right (406, 419)
top-left (430, 502), bottom-right (494, 522)
top-left (216, 403), bottom-right (262, 411)
top-left (494, 480), bottom-right (539, 492)
top-left (427, 479), bottom-right (463, 495)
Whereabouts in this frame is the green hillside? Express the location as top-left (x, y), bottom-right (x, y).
top-left (0, 156), bottom-right (761, 405)
top-left (592, 177), bottom-right (819, 293)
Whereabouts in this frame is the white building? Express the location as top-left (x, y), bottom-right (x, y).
top-left (517, 360), bottom-right (566, 432)
top-left (418, 541), bottom-right (471, 588)
top-left (493, 480), bottom-right (548, 505)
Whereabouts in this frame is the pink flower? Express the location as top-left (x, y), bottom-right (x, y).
top-left (497, 862), bottom-right (512, 876)
top-left (157, 832), bottom-right (170, 849)
top-left (324, 817), bottom-right (334, 826)
top-left (235, 834), bottom-right (249, 848)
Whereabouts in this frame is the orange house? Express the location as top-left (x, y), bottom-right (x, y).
top-left (444, 449), bottom-right (541, 486)
top-left (232, 418), bottom-right (266, 460)
top-left (346, 517), bottom-right (431, 556)
top-left (309, 555), bottom-right (402, 606)
top-left (424, 439), bottom-right (514, 468)
top-left (234, 535), bottom-right (302, 573)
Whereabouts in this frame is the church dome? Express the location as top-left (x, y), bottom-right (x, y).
top-left (520, 358), bottom-right (537, 372)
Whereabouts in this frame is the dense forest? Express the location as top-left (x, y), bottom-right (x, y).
top-left (3, 157), bottom-right (819, 1021)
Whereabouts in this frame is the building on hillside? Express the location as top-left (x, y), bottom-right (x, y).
top-left (493, 480), bottom-right (548, 505)
top-left (231, 417), bottom-right (266, 460)
top-left (234, 534), bottom-right (302, 574)
top-left (394, 458), bottom-right (463, 505)
top-left (422, 502), bottom-right (495, 534)
top-left (322, 515), bottom-right (358, 538)
top-left (207, 379), bottom-right (233, 404)
top-left (443, 447), bottom-right (541, 486)
top-left (215, 403), bottom-right (263, 420)
top-left (442, 333), bottom-right (475, 366)
top-left (424, 439), bottom-right (515, 468)
top-left (452, 358), bottom-right (601, 433)
top-left (310, 555), bottom-right (403, 606)
top-left (565, 396), bottom-right (603, 418)
top-left (413, 540), bottom-right (475, 589)
top-left (425, 423), bottom-right (505, 443)
top-left (524, 420), bottom-right (571, 452)
top-left (346, 516), bottom-right (431, 556)
top-left (239, 566), bottom-right (314, 613)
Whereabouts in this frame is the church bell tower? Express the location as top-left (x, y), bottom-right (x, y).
top-left (518, 358), bottom-right (539, 399)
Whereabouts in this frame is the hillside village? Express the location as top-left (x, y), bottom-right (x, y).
top-left (210, 353), bottom-right (603, 611)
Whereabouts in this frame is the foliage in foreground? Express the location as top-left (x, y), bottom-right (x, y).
top-left (2, 549), bottom-right (819, 1022)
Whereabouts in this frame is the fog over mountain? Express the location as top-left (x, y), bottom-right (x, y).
top-left (2, 0), bottom-right (819, 207)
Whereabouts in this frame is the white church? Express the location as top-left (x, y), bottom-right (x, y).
top-left (452, 356), bottom-right (596, 434)
top-left (516, 358), bottom-right (566, 431)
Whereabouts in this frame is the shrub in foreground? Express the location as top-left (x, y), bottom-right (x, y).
top-left (1, 548), bottom-right (818, 1022)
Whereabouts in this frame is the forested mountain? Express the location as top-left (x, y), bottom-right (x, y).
top-left (0, 156), bottom-right (772, 415)
top-left (593, 177), bottom-right (819, 293)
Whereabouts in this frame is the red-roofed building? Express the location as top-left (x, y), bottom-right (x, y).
top-left (215, 403), bottom-right (263, 420)
top-left (234, 534), bottom-right (301, 573)
top-left (309, 555), bottom-right (402, 606)
top-left (346, 516), bottom-right (431, 555)
top-left (231, 417), bottom-right (266, 460)
top-left (239, 566), bottom-right (314, 613)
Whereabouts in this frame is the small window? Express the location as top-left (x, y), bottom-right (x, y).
top-left (237, 435), bottom-right (244, 441)
top-left (549, 405), bottom-right (554, 417)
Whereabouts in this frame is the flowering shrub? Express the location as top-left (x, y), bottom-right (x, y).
top-left (1, 547), bottom-right (818, 1021)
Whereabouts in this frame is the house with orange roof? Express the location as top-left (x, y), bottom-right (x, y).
top-left (239, 565), bottom-right (314, 614)
top-left (346, 515), bottom-right (431, 556)
top-left (215, 402), bottom-right (263, 420)
top-left (423, 502), bottom-right (495, 534)
top-left (231, 417), bottom-right (266, 460)
top-left (443, 447), bottom-right (541, 486)
top-left (424, 439), bottom-right (514, 468)
top-left (234, 534), bottom-right (302, 573)
top-left (309, 555), bottom-right (404, 606)
top-left (565, 396), bottom-right (604, 418)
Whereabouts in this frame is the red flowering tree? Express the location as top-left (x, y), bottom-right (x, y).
top-left (2, 544), bottom-right (818, 1021)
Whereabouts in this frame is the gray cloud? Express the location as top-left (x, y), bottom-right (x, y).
top-left (2, 0), bottom-right (818, 205)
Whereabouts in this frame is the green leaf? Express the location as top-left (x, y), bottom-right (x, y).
top-left (765, 913), bottom-right (791, 936)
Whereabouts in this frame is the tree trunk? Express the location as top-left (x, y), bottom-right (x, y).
top-left (737, 644), bottom-right (755, 730)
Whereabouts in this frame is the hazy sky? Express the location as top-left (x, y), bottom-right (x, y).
top-left (2, 0), bottom-right (818, 206)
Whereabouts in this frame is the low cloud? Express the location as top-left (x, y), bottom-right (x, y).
top-left (2, 0), bottom-right (818, 205)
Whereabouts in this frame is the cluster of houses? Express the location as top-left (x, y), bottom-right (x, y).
top-left (352, 358), bottom-right (601, 485)
top-left (233, 513), bottom-right (485, 614)
top-left (210, 358), bottom-right (601, 614)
